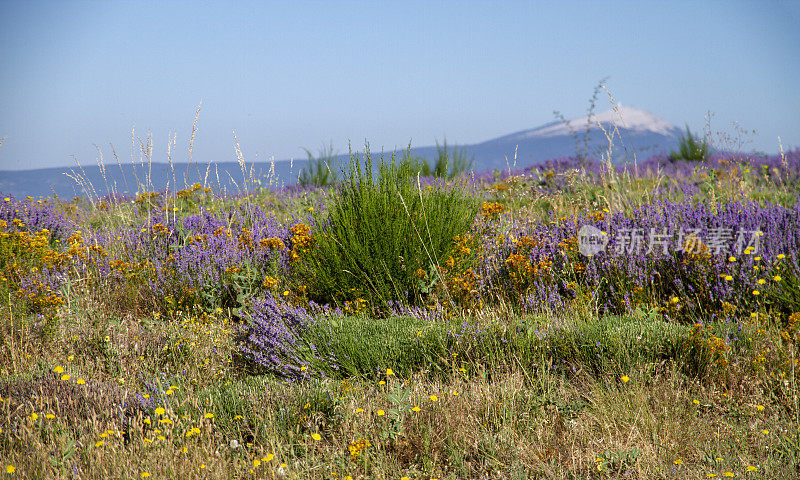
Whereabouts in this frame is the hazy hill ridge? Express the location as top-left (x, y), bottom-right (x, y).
top-left (0, 106), bottom-right (682, 198)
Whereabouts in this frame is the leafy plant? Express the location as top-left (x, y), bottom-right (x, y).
top-left (298, 142), bottom-right (338, 187)
top-left (669, 124), bottom-right (709, 162)
top-left (301, 144), bottom-right (478, 310)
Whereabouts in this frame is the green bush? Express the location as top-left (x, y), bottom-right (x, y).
top-left (298, 142), bottom-right (338, 187)
top-left (669, 125), bottom-right (709, 162)
top-left (301, 145), bottom-right (478, 311)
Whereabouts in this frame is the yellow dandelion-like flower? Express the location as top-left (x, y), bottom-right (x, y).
top-left (386, 368), bottom-right (394, 376)
top-left (723, 472), bottom-right (734, 478)
top-left (430, 395), bottom-right (438, 402)
top-left (165, 389), bottom-right (173, 396)
top-left (45, 413), bottom-right (55, 419)
top-left (724, 275), bottom-right (733, 281)
top-left (60, 374), bottom-right (71, 381)
top-left (263, 453), bottom-right (274, 462)
top-left (774, 275), bottom-right (782, 281)
top-left (344, 477), bottom-right (353, 480)
top-left (402, 477), bottom-right (410, 480)
top-left (378, 380), bottom-right (386, 385)
top-left (693, 399), bottom-right (700, 405)
top-left (181, 447), bottom-right (188, 453)
top-left (355, 408), bottom-right (364, 413)
top-left (412, 406), bottom-right (421, 412)
top-left (6, 465), bottom-right (15, 474)
top-left (300, 365), bottom-right (308, 371)
top-left (155, 407), bottom-right (165, 415)
top-left (674, 458), bottom-right (683, 465)
top-left (728, 256), bottom-right (736, 262)
top-left (777, 254), bottom-right (786, 259)
top-left (757, 279), bottom-right (765, 285)
top-left (752, 290), bottom-right (760, 296)
top-left (67, 355), bottom-right (74, 362)
top-left (253, 459), bottom-right (261, 467)
top-left (762, 429), bottom-right (769, 434)
top-left (377, 410), bottom-right (385, 416)
top-left (77, 379), bottom-right (85, 385)
top-left (140, 472), bottom-right (151, 478)
top-left (311, 433), bottom-right (322, 441)
top-left (95, 440), bottom-right (104, 447)
top-left (707, 474), bottom-right (717, 478)
top-left (756, 405), bottom-right (765, 411)
top-left (234, 415), bottom-right (244, 420)
top-left (621, 375), bottom-right (630, 383)
top-left (204, 412), bottom-right (214, 419)
top-left (746, 466), bottom-right (757, 471)
top-left (53, 366), bottom-right (64, 374)
top-left (28, 413), bottom-right (38, 421)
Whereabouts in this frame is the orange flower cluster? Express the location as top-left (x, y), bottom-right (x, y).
top-left (480, 201), bottom-right (505, 220)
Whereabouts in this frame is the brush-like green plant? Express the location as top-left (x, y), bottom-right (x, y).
top-left (669, 125), bottom-right (709, 162)
top-left (298, 142), bottom-right (338, 187)
top-left (300, 144), bottom-right (478, 311)
top-left (395, 139), bottom-right (473, 180)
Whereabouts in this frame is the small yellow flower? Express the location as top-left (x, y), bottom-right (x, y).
top-left (204, 412), bottom-right (214, 419)
top-left (724, 275), bottom-right (733, 281)
top-left (693, 399), bottom-right (700, 405)
top-left (28, 413), bottom-right (38, 421)
top-left (756, 405), bottom-right (765, 411)
top-left (621, 375), bottom-right (630, 383)
top-left (707, 474), bottom-right (717, 478)
top-left (311, 433), bottom-right (322, 441)
top-left (377, 409), bottom-right (385, 416)
top-left (723, 472), bottom-right (734, 478)
top-left (95, 440), bottom-right (104, 447)
top-left (6, 465), bottom-right (15, 474)
top-left (141, 471), bottom-right (152, 478)
top-left (165, 389), bottom-right (173, 396)
top-left (386, 368), bottom-right (394, 376)
top-left (729, 256), bottom-right (736, 262)
top-left (234, 415), bottom-right (244, 420)
top-left (430, 395), bottom-right (438, 402)
top-left (355, 408), bottom-right (364, 413)
top-left (674, 458), bottom-right (683, 465)
top-left (774, 275), bottom-right (782, 281)
top-left (60, 374), bottom-right (70, 381)
top-left (777, 254), bottom-right (786, 259)
top-left (378, 380), bottom-right (386, 385)
top-left (746, 466), bottom-right (757, 471)
top-left (253, 459), bottom-right (261, 467)
top-left (77, 378), bottom-right (85, 385)
top-left (67, 355), bottom-right (74, 362)
top-left (762, 429), bottom-right (769, 434)
top-left (300, 365), bottom-right (308, 371)
top-left (45, 413), bottom-right (55, 419)
top-left (155, 407), bottom-right (165, 415)
top-left (412, 406), bottom-right (421, 412)
top-left (757, 279), bottom-right (765, 285)
top-left (54, 365), bottom-right (64, 374)
top-left (263, 453), bottom-right (274, 462)
top-left (752, 290), bottom-right (760, 296)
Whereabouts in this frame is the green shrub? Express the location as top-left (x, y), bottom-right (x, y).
top-left (669, 125), bottom-right (709, 162)
top-left (298, 142), bottom-right (338, 187)
top-left (301, 145), bottom-right (478, 311)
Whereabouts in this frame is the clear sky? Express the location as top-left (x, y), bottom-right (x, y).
top-left (0, 0), bottom-right (798, 171)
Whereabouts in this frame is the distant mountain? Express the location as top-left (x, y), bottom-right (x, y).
top-left (0, 106), bottom-right (683, 198)
top-left (408, 105), bottom-right (684, 172)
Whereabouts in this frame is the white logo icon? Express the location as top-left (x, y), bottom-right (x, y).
top-left (578, 225), bottom-right (608, 256)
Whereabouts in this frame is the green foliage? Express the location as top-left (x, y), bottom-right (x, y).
top-left (304, 315), bottom-right (450, 378)
top-left (302, 145), bottom-right (478, 310)
top-left (670, 124), bottom-right (709, 162)
top-left (396, 139), bottom-right (473, 180)
top-left (298, 142), bottom-right (338, 187)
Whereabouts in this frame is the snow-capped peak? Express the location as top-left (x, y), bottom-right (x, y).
top-left (521, 105), bottom-right (678, 139)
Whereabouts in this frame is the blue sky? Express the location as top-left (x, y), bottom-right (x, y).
top-left (0, 0), bottom-right (798, 170)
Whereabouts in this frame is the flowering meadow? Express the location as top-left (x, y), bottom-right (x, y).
top-left (1, 147), bottom-right (800, 479)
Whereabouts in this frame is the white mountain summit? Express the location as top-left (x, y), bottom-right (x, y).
top-left (509, 106), bottom-right (681, 141)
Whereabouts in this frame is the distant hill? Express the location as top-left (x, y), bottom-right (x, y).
top-left (0, 106), bottom-right (683, 198)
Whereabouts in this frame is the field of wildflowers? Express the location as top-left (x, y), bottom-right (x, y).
top-left (1, 145), bottom-right (800, 479)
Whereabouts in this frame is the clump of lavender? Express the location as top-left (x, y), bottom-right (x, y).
top-left (235, 292), bottom-right (314, 379)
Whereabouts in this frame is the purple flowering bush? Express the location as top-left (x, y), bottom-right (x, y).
top-left (234, 292), bottom-right (314, 378)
